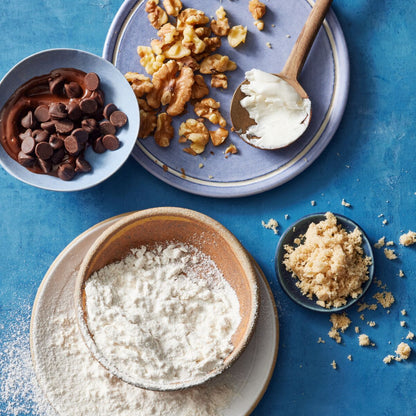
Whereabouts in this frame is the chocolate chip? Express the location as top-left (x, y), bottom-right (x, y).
top-left (92, 89), bottom-right (104, 107)
top-left (49, 75), bottom-right (65, 96)
top-left (64, 82), bottom-right (83, 98)
top-left (34, 105), bottom-right (50, 123)
top-left (72, 128), bottom-right (89, 144)
top-left (21, 137), bottom-right (36, 155)
top-left (102, 134), bottom-right (120, 151)
top-left (49, 135), bottom-right (64, 150)
top-left (99, 120), bottom-right (116, 136)
top-left (19, 129), bottom-right (33, 141)
top-left (32, 129), bottom-right (50, 143)
top-left (57, 163), bottom-right (76, 181)
top-left (75, 155), bottom-right (92, 173)
top-left (35, 142), bottom-right (53, 160)
top-left (40, 121), bottom-right (56, 133)
top-left (84, 72), bottom-right (100, 91)
top-left (81, 118), bottom-right (97, 133)
top-left (38, 158), bottom-right (52, 173)
top-left (109, 110), bottom-right (128, 128)
top-left (50, 147), bottom-right (65, 164)
top-left (103, 103), bottom-right (117, 119)
top-left (55, 119), bottom-right (74, 134)
top-left (21, 111), bottom-right (36, 129)
top-left (49, 103), bottom-right (67, 120)
top-left (17, 151), bottom-right (35, 167)
top-left (67, 102), bottom-right (82, 121)
top-left (92, 136), bottom-right (106, 154)
top-left (80, 98), bottom-right (98, 114)
top-left (64, 135), bottom-right (82, 156)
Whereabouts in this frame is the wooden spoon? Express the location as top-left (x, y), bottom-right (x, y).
top-left (230, 0), bottom-right (333, 149)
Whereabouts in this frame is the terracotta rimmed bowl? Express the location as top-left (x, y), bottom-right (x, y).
top-left (74, 207), bottom-right (259, 391)
top-left (275, 213), bottom-right (374, 313)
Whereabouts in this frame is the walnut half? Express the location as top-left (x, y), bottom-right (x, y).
top-left (145, 0), bottom-right (168, 29)
top-left (179, 118), bottom-right (209, 154)
top-left (154, 113), bottom-right (174, 147)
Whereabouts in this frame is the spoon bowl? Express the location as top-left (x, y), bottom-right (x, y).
top-left (230, 0), bottom-right (332, 150)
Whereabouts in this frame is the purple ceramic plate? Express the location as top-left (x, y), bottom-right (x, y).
top-left (103, 0), bottom-right (349, 198)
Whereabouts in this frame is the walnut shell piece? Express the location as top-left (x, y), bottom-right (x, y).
top-left (179, 118), bottom-right (209, 154)
top-left (145, 0), bottom-right (169, 29)
top-left (154, 113), bottom-right (174, 147)
top-left (209, 128), bottom-right (228, 146)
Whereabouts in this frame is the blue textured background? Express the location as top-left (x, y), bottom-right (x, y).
top-left (0, 0), bottom-right (415, 415)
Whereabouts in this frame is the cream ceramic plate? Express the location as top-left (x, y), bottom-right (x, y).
top-left (30, 214), bottom-right (279, 416)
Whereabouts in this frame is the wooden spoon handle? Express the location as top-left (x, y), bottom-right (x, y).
top-left (280, 0), bottom-right (333, 81)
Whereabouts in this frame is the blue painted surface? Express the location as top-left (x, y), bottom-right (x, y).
top-left (0, 0), bottom-right (415, 415)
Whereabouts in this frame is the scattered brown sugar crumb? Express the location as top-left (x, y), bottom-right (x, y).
top-left (395, 342), bottom-right (411, 360)
top-left (355, 326), bottom-right (360, 333)
top-left (266, 42), bottom-right (272, 49)
top-left (283, 212), bottom-right (372, 308)
top-left (360, 314), bottom-right (365, 321)
top-left (406, 331), bottom-right (414, 340)
top-left (399, 270), bottom-right (405, 278)
top-left (331, 360), bottom-right (337, 370)
top-left (310, 200), bottom-right (316, 206)
top-left (373, 291), bottom-right (395, 308)
top-left (384, 248), bottom-right (397, 260)
top-left (261, 218), bottom-right (279, 235)
top-left (341, 198), bottom-right (351, 208)
top-left (400, 321), bottom-right (406, 327)
top-left (386, 241), bottom-right (394, 246)
top-left (374, 237), bottom-right (385, 249)
top-left (347, 354), bottom-right (352, 361)
top-left (357, 302), bottom-right (377, 312)
top-left (383, 354), bottom-right (395, 364)
top-left (401, 309), bottom-right (407, 316)
top-left (399, 230), bottom-right (416, 246)
top-left (317, 337), bottom-right (325, 344)
top-left (358, 334), bottom-right (371, 346)
top-left (367, 321), bottom-right (376, 327)
top-left (328, 313), bottom-right (351, 343)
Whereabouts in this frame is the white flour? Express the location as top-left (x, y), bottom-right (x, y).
top-left (84, 242), bottom-right (241, 386)
top-left (35, 270), bottom-right (236, 416)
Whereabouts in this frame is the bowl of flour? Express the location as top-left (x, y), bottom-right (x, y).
top-left (74, 207), bottom-right (259, 391)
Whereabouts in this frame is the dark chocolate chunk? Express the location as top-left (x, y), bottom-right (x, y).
top-left (84, 72), bottom-right (100, 91)
top-left (99, 120), bottom-right (116, 136)
top-left (38, 159), bottom-right (52, 173)
top-left (19, 129), bottom-right (33, 141)
top-left (55, 119), bottom-right (74, 134)
top-left (57, 163), bottom-right (76, 181)
top-left (64, 82), bottom-right (83, 98)
top-left (49, 75), bottom-right (65, 96)
top-left (75, 155), bottom-right (92, 173)
top-left (17, 151), bottom-right (35, 167)
top-left (67, 102), bottom-right (82, 121)
top-left (102, 134), bottom-right (120, 151)
top-left (21, 137), bottom-right (36, 155)
top-left (32, 129), bottom-right (50, 143)
top-left (40, 121), bottom-right (56, 133)
top-left (103, 103), bottom-right (117, 119)
top-left (34, 105), bottom-right (50, 123)
top-left (49, 135), bottom-right (64, 150)
top-left (35, 142), bottom-right (53, 160)
top-left (109, 110), bottom-right (128, 128)
top-left (21, 111), bottom-right (36, 129)
top-left (80, 98), bottom-right (98, 114)
top-left (81, 118), bottom-right (97, 133)
top-left (92, 136), bottom-right (106, 154)
top-left (49, 102), bottom-right (67, 120)
top-left (71, 128), bottom-right (89, 144)
top-left (50, 147), bottom-right (65, 164)
top-left (64, 135), bottom-right (82, 156)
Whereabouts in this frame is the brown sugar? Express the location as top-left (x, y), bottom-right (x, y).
top-left (283, 212), bottom-right (372, 308)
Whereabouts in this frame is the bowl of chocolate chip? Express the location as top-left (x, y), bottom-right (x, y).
top-left (0, 49), bottom-right (139, 191)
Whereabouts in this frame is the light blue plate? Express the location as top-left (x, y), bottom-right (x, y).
top-left (104, 0), bottom-right (349, 198)
top-left (0, 49), bottom-right (140, 192)
top-left (275, 213), bottom-right (375, 312)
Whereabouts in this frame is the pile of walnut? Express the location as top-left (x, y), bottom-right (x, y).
top-left (125, 0), bottom-right (265, 156)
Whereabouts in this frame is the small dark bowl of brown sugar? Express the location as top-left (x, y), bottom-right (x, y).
top-left (275, 212), bottom-right (374, 312)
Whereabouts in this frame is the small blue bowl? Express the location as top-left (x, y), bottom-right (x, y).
top-left (0, 48), bottom-right (139, 191)
top-left (275, 213), bottom-right (374, 313)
